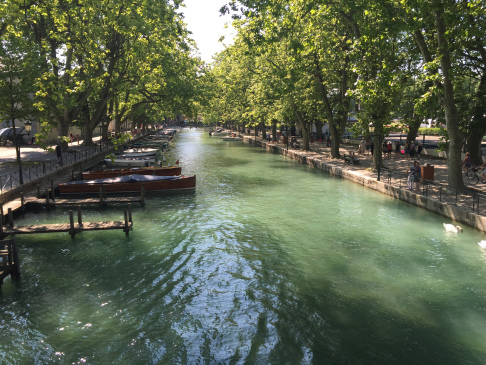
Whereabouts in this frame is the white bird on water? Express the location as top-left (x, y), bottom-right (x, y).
top-left (443, 223), bottom-right (463, 233)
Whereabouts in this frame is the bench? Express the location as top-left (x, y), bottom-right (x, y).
top-left (344, 154), bottom-right (360, 165)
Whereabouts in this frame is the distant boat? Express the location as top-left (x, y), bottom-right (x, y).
top-left (82, 166), bottom-right (181, 180)
top-left (210, 129), bottom-right (229, 136)
top-left (59, 174), bottom-right (196, 194)
top-left (221, 136), bottom-right (242, 141)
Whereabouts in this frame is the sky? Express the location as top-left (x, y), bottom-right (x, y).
top-left (181, 0), bottom-right (236, 63)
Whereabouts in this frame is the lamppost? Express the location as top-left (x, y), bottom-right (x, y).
top-left (24, 121), bottom-right (32, 139)
top-left (369, 123), bottom-right (381, 181)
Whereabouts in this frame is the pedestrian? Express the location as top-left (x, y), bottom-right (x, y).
top-left (406, 160), bottom-right (422, 191)
top-left (417, 142), bottom-right (423, 160)
top-left (395, 141), bottom-right (401, 159)
top-left (387, 141), bottom-right (392, 159)
top-left (55, 143), bottom-right (62, 165)
top-left (69, 132), bottom-right (74, 144)
top-left (383, 141), bottom-right (388, 159)
top-left (409, 142), bottom-right (416, 158)
top-left (359, 138), bottom-right (366, 154)
top-left (370, 140), bottom-right (374, 155)
top-left (404, 142), bottom-right (410, 159)
top-left (462, 152), bottom-right (472, 173)
top-left (76, 133), bottom-right (80, 145)
top-left (366, 140), bottom-right (370, 155)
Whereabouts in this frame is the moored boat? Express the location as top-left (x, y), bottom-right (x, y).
top-left (59, 174), bottom-right (196, 194)
top-left (82, 166), bottom-right (181, 180)
top-left (104, 157), bottom-right (155, 167)
top-left (221, 136), bottom-right (242, 141)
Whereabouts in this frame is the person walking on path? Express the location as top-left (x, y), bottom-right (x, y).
top-left (395, 141), bottom-right (401, 159)
top-left (417, 143), bottom-right (423, 160)
top-left (55, 143), bottom-right (63, 165)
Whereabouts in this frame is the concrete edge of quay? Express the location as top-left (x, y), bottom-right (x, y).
top-left (244, 136), bottom-right (486, 233)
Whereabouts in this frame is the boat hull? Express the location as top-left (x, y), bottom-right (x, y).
top-left (59, 175), bottom-right (196, 194)
top-left (82, 167), bottom-right (181, 180)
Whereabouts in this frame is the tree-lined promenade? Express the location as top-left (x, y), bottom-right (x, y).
top-left (202, 0), bottom-right (486, 190)
top-left (1, 0), bottom-right (485, 192)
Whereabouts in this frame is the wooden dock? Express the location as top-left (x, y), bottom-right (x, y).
top-left (0, 206), bottom-right (133, 239)
top-left (32, 186), bottom-right (145, 207)
top-left (0, 239), bottom-right (20, 287)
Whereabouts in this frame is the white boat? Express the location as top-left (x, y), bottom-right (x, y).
top-left (210, 129), bottom-right (229, 136)
top-left (123, 147), bottom-right (161, 155)
top-left (104, 157), bottom-right (155, 167)
top-left (118, 151), bottom-right (160, 158)
top-left (221, 136), bottom-right (242, 141)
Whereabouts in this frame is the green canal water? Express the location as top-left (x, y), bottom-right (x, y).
top-left (2, 129), bottom-right (486, 364)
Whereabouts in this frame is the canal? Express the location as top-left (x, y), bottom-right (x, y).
top-left (1, 128), bottom-right (486, 364)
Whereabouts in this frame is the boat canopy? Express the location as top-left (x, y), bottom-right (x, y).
top-left (65, 174), bottom-right (181, 185)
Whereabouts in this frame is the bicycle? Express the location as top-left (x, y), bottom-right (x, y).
top-left (466, 166), bottom-right (483, 185)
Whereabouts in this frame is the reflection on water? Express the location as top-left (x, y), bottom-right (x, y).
top-left (1, 129), bottom-right (486, 364)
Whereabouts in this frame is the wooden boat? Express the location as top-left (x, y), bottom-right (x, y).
top-left (59, 174), bottom-right (196, 194)
top-left (82, 166), bottom-right (181, 180)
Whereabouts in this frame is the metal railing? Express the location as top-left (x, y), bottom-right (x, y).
top-left (0, 143), bottom-right (111, 194)
top-left (381, 169), bottom-right (486, 216)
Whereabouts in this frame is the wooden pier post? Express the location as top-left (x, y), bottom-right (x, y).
top-left (99, 187), bottom-right (104, 206)
top-left (124, 208), bottom-right (129, 237)
top-left (128, 203), bottom-right (132, 223)
top-left (141, 184), bottom-right (145, 206)
top-left (20, 193), bottom-right (25, 215)
top-left (69, 210), bottom-right (76, 238)
top-left (7, 208), bottom-right (13, 228)
top-left (37, 184), bottom-right (40, 198)
top-left (0, 239), bottom-right (20, 285)
top-left (51, 180), bottom-right (55, 201)
top-left (46, 189), bottom-right (50, 206)
top-left (77, 206), bottom-right (83, 226)
top-left (10, 239), bottom-right (20, 280)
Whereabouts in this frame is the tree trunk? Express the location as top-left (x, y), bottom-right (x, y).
top-left (467, 132), bottom-right (484, 165)
top-left (83, 124), bottom-right (94, 146)
top-left (435, 4), bottom-right (464, 189)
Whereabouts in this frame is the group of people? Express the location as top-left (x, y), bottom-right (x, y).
top-left (357, 139), bottom-right (423, 160)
